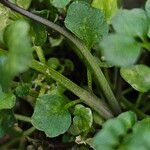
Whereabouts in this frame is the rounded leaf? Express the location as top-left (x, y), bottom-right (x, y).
top-left (120, 65), bottom-right (150, 92)
top-left (92, 111), bottom-right (137, 150)
top-left (145, 0), bottom-right (150, 17)
top-left (47, 57), bottom-right (60, 70)
top-left (0, 20), bottom-right (33, 91)
top-left (16, 0), bottom-right (32, 9)
top-left (50, 0), bottom-right (71, 8)
top-left (100, 34), bottom-right (141, 67)
top-left (111, 9), bottom-right (148, 38)
top-left (70, 104), bottom-right (93, 135)
top-left (92, 0), bottom-right (118, 22)
top-left (122, 118), bottom-right (150, 150)
top-left (31, 10), bottom-right (49, 46)
top-left (31, 94), bottom-right (71, 137)
top-left (15, 83), bottom-right (30, 97)
top-left (0, 86), bottom-right (16, 110)
top-left (65, 1), bottom-right (108, 48)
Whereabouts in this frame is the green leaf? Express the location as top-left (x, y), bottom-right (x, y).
top-left (0, 86), bottom-right (16, 110)
top-left (92, 112), bottom-right (150, 150)
top-left (65, 1), bottom-right (108, 49)
top-left (145, 0), bottom-right (150, 17)
top-left (15, 83), bottom-right (30, 97)
top-left (49, 36), bottom-right (63, 47)
top-left (31, 94), bottom-right (71, 137)
top-left (147, 26), bottom-right (150, 38)
top-left (92, 0), bottom-right (118, 22)
top-left (0, 54), bottom-right (7, 66)
top-left (0, 20), bottom-right (33, 91)
top-left (100, 34), bottom-right (141, 67)
top-left (0, 110), bottom-right (15, 138)
top-left (120, 65), bottom-right (150, 92)
top-left (47, 57), bottom-right (60, 70)
top-left (64, 59), bottom-right (74, 71)
top-left (111, 9), bottom-right (148, 38)
top-left (50, 0), bottom-right (71, 8)
top-left (31, 10), bottom-right (49, 46)
top-left (92, 111), bottom-right (137, 150)
top-left (0, 4), bottom-right (9, 31)
top-left (70, 104), bottom-right (93, 135)
top-left (16, 0), bottom-right (32, 9)
top-left (122, 118), bottom-right (150, 150)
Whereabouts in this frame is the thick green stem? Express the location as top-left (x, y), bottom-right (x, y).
top-left (33, 46), bottom-right (46, 64)
top-left (67, 36), bottom-right (121, 114)
top-left (0, 48), bottom-right (113, 119)
top-left (31, 60), bottom-right (113, 119)
top-left (0, 0), bottom-right (121, 114)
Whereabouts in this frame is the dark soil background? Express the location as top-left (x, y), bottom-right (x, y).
top-left (123, 0), bottom-right (145, 8)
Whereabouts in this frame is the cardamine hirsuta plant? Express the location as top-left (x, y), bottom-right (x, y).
top-left (0, 0), bottom-right (149, 149)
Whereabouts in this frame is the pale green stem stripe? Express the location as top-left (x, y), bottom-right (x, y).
top-left (0, 49), bottom-right (113, 119)
top-left (31, 60), bottom-right (113, 119)
top-left (33, 46), bottom-right (46, 64)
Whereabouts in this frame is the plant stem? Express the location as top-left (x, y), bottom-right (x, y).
top-left (87, 68), bottom-right (92, 90)
top-left (122, 88), bottom-right (133, 95)
top-left (93, 112), bottom-right (104, 126)
top-left (64, 99), bottom-right (83, 110)
top-left (0, 48), bottom-right (113, 119)
top-left (31, 60), bottom-right (113, 119)
top-left (120, 97), bottom-right (148, 119)
top-left (113, 68), bottom-right (118, 90)
top-left (15, 114), bottom-right (31, 123)
top-left (0, 0), bottom-right (121, 114)
top-left (142, 102), bottom-right (150, 113)
top-left (23, 127), bottom-right (36, 136)
top-left (135, 93), bottom-right (143, 108)
top-left (141, 40), bottom-right (150, 51)
top-left (33, 46), bottom-right (46, 64)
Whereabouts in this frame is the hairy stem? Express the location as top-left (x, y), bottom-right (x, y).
top-left (0, 0), bottom-right (121, 114)
top-left (0, 48), bottom-right (113, 119)
top-left (31, 60), bottom-right (113, 119)
top-left (33, 46), bottom-right (46, 64)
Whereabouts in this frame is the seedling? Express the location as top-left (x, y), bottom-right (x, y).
top-left (0, 0), bottom-right (150, 149)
